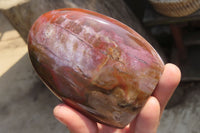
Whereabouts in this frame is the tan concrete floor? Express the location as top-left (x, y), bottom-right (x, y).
top-left (0, 10), bottom-right (200, 133)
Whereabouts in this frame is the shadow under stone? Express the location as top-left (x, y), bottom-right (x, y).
top-left (0, 53), bottom-right (67, 133)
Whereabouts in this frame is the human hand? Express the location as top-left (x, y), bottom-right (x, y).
top-left (53, 63), bottom-right (181, 133)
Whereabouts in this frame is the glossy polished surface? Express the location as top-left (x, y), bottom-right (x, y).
top-left (28, 8), bottom-right (164, 128)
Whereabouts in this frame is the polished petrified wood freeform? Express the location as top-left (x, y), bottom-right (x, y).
top-left (28, 8), bottom-right (164, 128)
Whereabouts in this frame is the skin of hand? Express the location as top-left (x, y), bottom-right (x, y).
top-left (53, 63), bottom-right (181, 133)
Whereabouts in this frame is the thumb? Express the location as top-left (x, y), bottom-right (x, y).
top-left (53, 104), bottom-right (98, 133)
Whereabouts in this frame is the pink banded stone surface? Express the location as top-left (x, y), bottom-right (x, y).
top-left (28, 8), bottom-right (164, 128)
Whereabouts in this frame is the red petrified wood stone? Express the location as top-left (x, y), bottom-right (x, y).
top-left (28, 8), bottom-right (164, 128)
